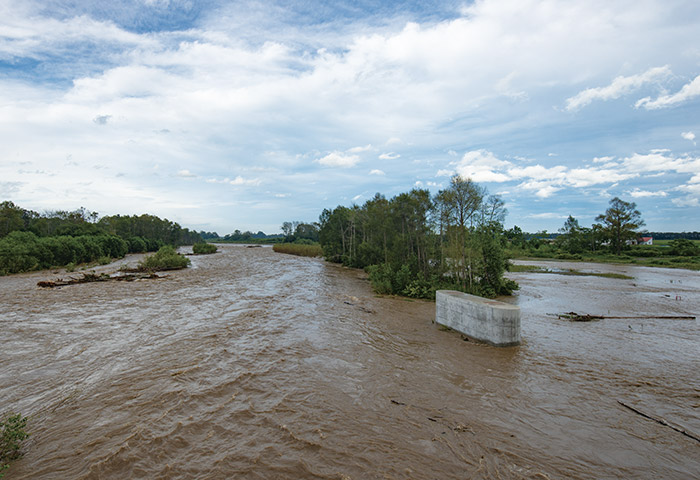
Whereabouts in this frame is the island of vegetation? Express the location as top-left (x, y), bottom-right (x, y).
top-left (192, 243), bottom-right (218, 255)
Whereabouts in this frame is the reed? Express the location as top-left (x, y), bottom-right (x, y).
top-left (272, 243), bottom-right (323, 257)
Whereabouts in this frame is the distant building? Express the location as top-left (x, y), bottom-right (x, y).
top-left (638, 236), bottom-right (653, 245)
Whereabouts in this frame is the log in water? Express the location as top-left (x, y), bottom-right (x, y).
top-left (1, 248), bottom-right (698, 478)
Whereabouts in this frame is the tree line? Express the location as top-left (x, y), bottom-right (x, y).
top-left (0, 201), bottom-right (202, 275)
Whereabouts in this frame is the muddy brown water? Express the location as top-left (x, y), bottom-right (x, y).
top-left (1, 247), bottom-right (698, 479)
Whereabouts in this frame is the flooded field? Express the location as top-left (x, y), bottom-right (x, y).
top-left (1, 246), bottom-right (698, 479)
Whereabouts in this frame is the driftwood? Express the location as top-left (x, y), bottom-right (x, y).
top-left (618, 401), bottom-right (700, 443)
top-left (38, 272), bottom-right (161, 288)
top-left (555, 312), bottom-right (695, 321)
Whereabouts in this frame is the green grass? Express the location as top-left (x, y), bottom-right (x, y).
top-left (272, 243), bottom-right (323, 257)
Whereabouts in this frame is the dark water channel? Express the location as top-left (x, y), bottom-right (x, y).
top-left (1, 247), bottom-right (698, 478)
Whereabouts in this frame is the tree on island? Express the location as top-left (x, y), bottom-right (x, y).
top-left (596, 197), bottom-right (645, 255)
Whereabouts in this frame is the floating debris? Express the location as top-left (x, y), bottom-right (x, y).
top-left (553, 312), bottom-right (695, 321)
top-left (37, 272), bottom-right (161, 288)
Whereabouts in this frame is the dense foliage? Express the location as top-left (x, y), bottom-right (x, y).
top-left (0, 231), bottom-right (128, 275)
top-left (319, 176), bottom-right (517, 299)
top-left (280, 221), bottom-right (320, 243)
top-left (0, 201), bottom-right (201, 275)
top-left (192, 243), bottom-right (218, 254)
top-left (1, 413), bottom-right (28, 478)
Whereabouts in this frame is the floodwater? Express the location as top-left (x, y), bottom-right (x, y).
top-left (1, 247), bottom-right (698, 479)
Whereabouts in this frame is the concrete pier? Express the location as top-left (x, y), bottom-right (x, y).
top-left (435, 290), bottom-right (521, 346)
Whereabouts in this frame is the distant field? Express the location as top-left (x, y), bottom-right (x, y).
top-left (650, 239), bottom-right (700, 246)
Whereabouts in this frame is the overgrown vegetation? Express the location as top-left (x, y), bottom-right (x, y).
top-left (273, 243), bottom-right (323, 257)
top-left (0, 201), bottom-right (202, 275)
top-left (1, 413), bottom-right (29, 478)
top-left (319, 176), bottom-right (518, 299)
top-left (192, 243), bottom-right (217, 254)
top-left (135, 246), bottom-right (191, 271)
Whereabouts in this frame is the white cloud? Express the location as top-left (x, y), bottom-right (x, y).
top-left (682, 131), bottom-right (696, 144)
top-left (526, 212), bottom-right (567, 219)
top-left (369, 169), bottom-right (385, 175)
top-left (177, 169), bottom-right (196, 178)
top-left (317, 151), bottom-right (361, 167)
top-left (565, 66), bottom-right (671, 111)
top-left (635, 74), bottom-right (700, 110)
top-left (628, 188), bottom-right (668, 198)
top-left (348, 144), bottom-right (372, 153)
top-left (450, 149), bottom-right (513, 183)
top-left (378, 152), bottom-right (400, 160)
top-left (230, 176), bottom-right (261, 186)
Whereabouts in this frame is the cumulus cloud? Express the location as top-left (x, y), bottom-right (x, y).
top-left (378, 152), bottom-right (400, 160)
top-left (450, 150), bottom-right (513, 183)
top-left (682, 131), bottom-right (696, 144)
top-left (565, 66), bottom-right (671, 111)
top-left (635, 74), bottom-right (700, 110)
top-left (317, 151), bottom-right (361, 168)
top-left (176, 169), bottom-right (196, 178)
top-left (369, 169), bottom-right (385, 175)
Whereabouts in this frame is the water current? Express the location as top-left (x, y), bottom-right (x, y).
top-left (1, 246), bottom-right (698, 479)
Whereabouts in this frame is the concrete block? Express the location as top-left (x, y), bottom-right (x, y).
top-left (435, 290), bottom-right (521, 346)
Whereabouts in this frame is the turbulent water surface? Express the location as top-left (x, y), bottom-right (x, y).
top-left (1, 246), bottom-right (698, 479)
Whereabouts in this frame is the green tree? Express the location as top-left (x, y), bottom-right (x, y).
top-left (433, 176), bottom-right (485, 290)
top-left (557, 215), bottom-right (585, 254)
top-left (596, 197), bottom-right (645, 255)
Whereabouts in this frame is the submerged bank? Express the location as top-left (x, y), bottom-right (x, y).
top-left (1, 246), bottom-right (698, 478)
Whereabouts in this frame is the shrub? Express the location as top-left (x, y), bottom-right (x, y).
top-left (192, 243), bottom-right (217, 254)
top-left (669, 239), bottom-right (700, 256)
top-left (366, 264), bottom-right (394, 295)
top-left (1, 413), bottom-right (29, 478)
top-left (127, 236), bottom-right (148, 253)
top-left (138, 245), bottom-right (190, 271)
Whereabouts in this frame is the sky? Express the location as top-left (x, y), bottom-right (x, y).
top-left (1, 0), bottom-right (699, 235)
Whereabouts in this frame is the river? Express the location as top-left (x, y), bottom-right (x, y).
top-left (1, 246), bottom-right (698, 479)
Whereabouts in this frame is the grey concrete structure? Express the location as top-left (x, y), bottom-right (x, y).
top-left (435, 290), bottom-right (521, 346)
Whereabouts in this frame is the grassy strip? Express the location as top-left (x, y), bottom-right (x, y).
top-left (272, 243), bottom-right (323, 257)
top-left (510, 264), bottom-right (634, 279)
